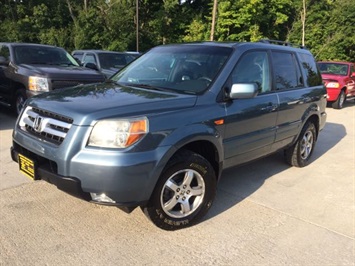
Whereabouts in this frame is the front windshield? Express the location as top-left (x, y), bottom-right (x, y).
top-left (111, 45), bottom-right (232, 94)
top-left (318, 63), bottom-right (349, 76)
top-left (14, 45), bottom-right (79, 66)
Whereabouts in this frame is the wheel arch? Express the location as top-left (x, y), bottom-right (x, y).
top-left (5, 79), bottom-right (26, 98)
top-left (144, 137), bottom-right (222, 204)
top-left (341, 86), bottom-right (348, 94)
top-left (180, 140), bottom-right (221, 180)
top-left (304, 114), bottom-right (320, 139)
top-left (162, 138), bottom-right (222, 182)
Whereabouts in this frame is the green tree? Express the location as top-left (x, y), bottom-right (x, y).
top-left (288, 0), bottom-right (355, 61)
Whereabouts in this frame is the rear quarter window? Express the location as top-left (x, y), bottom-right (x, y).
top-left (299, 53), bottom-right (323, 86)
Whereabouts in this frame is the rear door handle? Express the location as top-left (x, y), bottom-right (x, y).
top-left (261, 105), bottom-right (278, 112)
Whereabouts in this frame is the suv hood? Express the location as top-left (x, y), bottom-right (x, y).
top-left (20, 64), bottom-right (104, 80)
top-left (26, 82), bottom-right (197, 126)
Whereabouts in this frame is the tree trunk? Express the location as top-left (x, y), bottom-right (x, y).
top-left (210, 0), bottom-right (218, 41)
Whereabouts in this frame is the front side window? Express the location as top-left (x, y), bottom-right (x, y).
top-left (350, 64), bottom-right (355, 75)
top-left (231, 50), bottom-right (271, 93)
top-left (272, 51), bottom-right (303, 90)
top-left (0, 45), bottom-right (10, 61)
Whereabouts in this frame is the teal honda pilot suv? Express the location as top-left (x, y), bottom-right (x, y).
top-left (11, 40), bottom-right (327, 230)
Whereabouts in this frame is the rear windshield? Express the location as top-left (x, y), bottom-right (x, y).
top-left (98, 53), bottom-right (140, 69)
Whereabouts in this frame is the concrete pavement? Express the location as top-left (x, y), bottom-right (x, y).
top-left (0, 103), bottom-right (354, 265)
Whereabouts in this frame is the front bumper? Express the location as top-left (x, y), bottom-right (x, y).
top-left (11, 146), bottom-right (91, 200)
top-left (11, 127), bottom-right (172, 208)
top-left (326, 88), bottom-right (340, 101)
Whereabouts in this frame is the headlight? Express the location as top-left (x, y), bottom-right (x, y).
top-left (29, 76), bottom-right (49, 92)
top-left (326, 82), bottom-right (340, 88)
top-left (88, 117), bottom-right (148, 148)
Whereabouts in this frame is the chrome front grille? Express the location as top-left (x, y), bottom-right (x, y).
top-left (52, 80), bottom-right (82, 90)
top-left (19, 107), bottom-right (73, 145)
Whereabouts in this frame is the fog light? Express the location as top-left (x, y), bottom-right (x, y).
top-left (90, 193), bottom-right (116, 203)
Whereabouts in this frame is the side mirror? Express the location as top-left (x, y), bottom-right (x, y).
top-left (229, 83), bottom-right (259, 99)
top-left (351, 72), bottom-right (355, 78)
top-left (0, 56), bottom-right (9, 66)
top-left (84, 62), bottom-right (99, 71)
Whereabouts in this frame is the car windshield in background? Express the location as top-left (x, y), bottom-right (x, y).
top-left (14, 46), bottom-right (79, 66)
top-left (318, 63), bottom-right (349, 76)
top-left (98, 53), bottom-right (139, 70)
top-left (111, 45), bottom-right (232, 94)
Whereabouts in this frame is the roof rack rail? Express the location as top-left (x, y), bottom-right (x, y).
top-left (258, 39), bottom-right (306, 49)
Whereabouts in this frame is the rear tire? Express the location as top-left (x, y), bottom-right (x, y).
top-left (332, 90), bottom-right (346, 109)
top-left (142, 150), bottom-right (216, 230)
top-left (284, 121), bottom-right (317, 167)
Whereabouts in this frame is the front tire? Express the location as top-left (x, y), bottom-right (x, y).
top-left (284, 121), bottom-right (317, 167)
top-left (332, 90), bottom-right (346, 109)
top-left (142, 150), bottom-right (216, 230)
top-left (14, 89), bottom-right (27, 116)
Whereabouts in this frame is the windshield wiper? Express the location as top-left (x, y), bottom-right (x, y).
top-left (25, 62), bottom-right (76, 66)
top-left (132, 83), bottom-right (162, 90)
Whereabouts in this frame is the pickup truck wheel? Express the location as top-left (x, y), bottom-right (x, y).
top-left (284, 122), bottom-right (316, 167)
top-left (14, 89), bottom-right (27, 115)
top-left (142, 150), bottom-right (216, 230)
top-left (332, 90), bottom-right (346, 109)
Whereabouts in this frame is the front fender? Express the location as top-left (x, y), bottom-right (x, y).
top-left (144, 123), bottom-right (224, 201)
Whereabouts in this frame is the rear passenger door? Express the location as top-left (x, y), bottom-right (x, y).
top-left (270, 50), bottom-right (321, 152)
top-left (223, 50), bottom-right (279, 167)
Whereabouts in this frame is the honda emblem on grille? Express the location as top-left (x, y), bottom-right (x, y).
top-left (33, 116), bottom-right (43, 132)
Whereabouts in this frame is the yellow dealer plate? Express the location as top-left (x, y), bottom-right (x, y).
top-left (18, 154), bottom-right (36, 180)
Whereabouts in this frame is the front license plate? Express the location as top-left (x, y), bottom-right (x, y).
top-left (18, 154), bottom-right (36, 180)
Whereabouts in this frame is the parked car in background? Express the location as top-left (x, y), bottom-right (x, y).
top-left (72, 50), bottom-right (141, 78)
top-left (0, 43), bottom-right (106, 115)
top-left (317, 61), bottom-right (355, 109)
top-left (11, 40), bottom-right (327, 230)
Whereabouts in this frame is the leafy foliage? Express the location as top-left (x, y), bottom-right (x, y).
top-left (0, 0), bottom-right (353, 61)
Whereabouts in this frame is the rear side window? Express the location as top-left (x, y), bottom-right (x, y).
top-left (299, 53), bottom-right (322, 86)
top-left (271, 51), bottom-right (303, 90)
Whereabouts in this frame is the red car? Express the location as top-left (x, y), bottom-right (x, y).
top-left (318, 61), bottom-right (355, 109)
